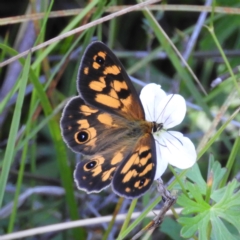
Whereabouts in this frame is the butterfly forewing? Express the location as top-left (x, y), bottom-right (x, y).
top-left (78, 42), bottom-right (145, 120)
top-left (112, 133), bottom-right (156, 198)
top-left (61, 96), bottom-right (132, 155)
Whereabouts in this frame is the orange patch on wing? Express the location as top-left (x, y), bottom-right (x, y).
top-left (142, 179), bottom-right (150, 187)
top-left (93, 62), bottom-right (101, 69)
top-left (98, 51), bottom-right (106, 59)
top-left (88, 127), bottom-right (97, 139)
top-left (139, 147), bottom-right (151, 166)
top-left (94, 156), bottom-right (105, 164)
top-left (92, 166), bottom-right (102, 176)
top-left (95, 94), bottom-right (121, 108)
top-left (80, 105), bottom-right (98, 114)
top-left (111, 151), bottom-right (124, 165)
top-left (139, 163), bottom-right (153, 177)
top-left (139, 146), bottom-right (149, 153)
top-left (102, 167), bottom-right (116, 181)
top-left (89, 79), bottom-right (106, 92)
top-left (103, 65), bottom-right (120, 75)
top-left (139, 152), bottom-right (151, 166)
top-left (91, 156), bottom-right (105, 176)
top-left (121, 153), bottom-right (139, 173)
top-left (97, 113), bottom-right (113, 126)
top-left (77, 119), bottom-right (90, 129)
top-left (112, 80), bottom-right (128, 91)
top-left (99, 77), bottom-right (106, 83)
top-left (109, 89), bottom-right (118, 99)
top-left (125, 187), bottom-right (131, 193)
top-left (121, 95), bottom-right (132, 108)
top-left (87, 138), bottom-right (97, 148)
top-left (122, 170), bottom-right (138, 183)
top-left (134, 178), bottom-right (150, 188)
top-left (84, 67), bottom-right (89, 75)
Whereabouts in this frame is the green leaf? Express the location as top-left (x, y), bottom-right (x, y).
top-left (161, 217), bottom-right (183, 240)
top-left (178, 161), bottom-right (240, 239)
top-left (0, 52), bottom-right (31, 208)
top-left (186, 164), bottom-right (207, 194)
top-left (177, 184), bottom-right (210, 215)
top-left (179, 211), bottom-right (210, 238)
top-left (211, 214), bottom-right (239, 240)
top-left (210, 160), bottom-right (227, 191)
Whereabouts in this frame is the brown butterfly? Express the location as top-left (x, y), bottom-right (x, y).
top-left (60, 41), bottom-right (163, 198)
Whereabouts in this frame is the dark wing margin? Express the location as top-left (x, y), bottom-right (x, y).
top-left (112, 133), bottom-right (156, 199)
top-left (78, 41), bottom-right (145, 120)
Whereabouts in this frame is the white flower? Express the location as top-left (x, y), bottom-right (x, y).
top-left (140, 83), bottom-right (197, 179)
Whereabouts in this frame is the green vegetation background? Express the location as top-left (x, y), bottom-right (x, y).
top-left (0, 0), bottom-right (240, 239)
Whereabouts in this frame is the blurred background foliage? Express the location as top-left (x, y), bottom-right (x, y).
top-left (0, 0), bottom-right (240, 239)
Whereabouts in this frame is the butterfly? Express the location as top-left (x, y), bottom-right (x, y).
top-left (60, 41), bottom-right (163, 199)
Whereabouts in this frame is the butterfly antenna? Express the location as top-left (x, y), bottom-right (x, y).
top-left (156, 94), bottom-right (175, 124)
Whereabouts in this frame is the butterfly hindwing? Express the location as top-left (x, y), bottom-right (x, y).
top-left (78, 41), bottom-right (145, 120)
top-left (112, 133), bottom-right (156, 198)
top-left (74, 147), bottom-right (128, 193)
top-left (73, 132), bottom-right (156, 198)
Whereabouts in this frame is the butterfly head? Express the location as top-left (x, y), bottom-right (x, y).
top-left (152, 122), bottom-right (163, 133)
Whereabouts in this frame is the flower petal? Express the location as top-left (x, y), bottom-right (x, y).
top-left (155, 94), bottom-right (186, 129)
top-left (140, 83), bottom-right (167, 122)
top-left (154, 140), bottom-right (168, 179)
top-left (154, 131), bottom-right (196, 169)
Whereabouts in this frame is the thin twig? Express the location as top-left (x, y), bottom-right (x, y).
top-left (1, 5), bottom-right (240, 26)
top-left (0, 207), bottom-right (182, 240)
top-left (183, 0), bottom-right (212, 61)
top-left (211, 65), bottom-right (240, 88)
top-left (0, 0), bottom-right (160, 67)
